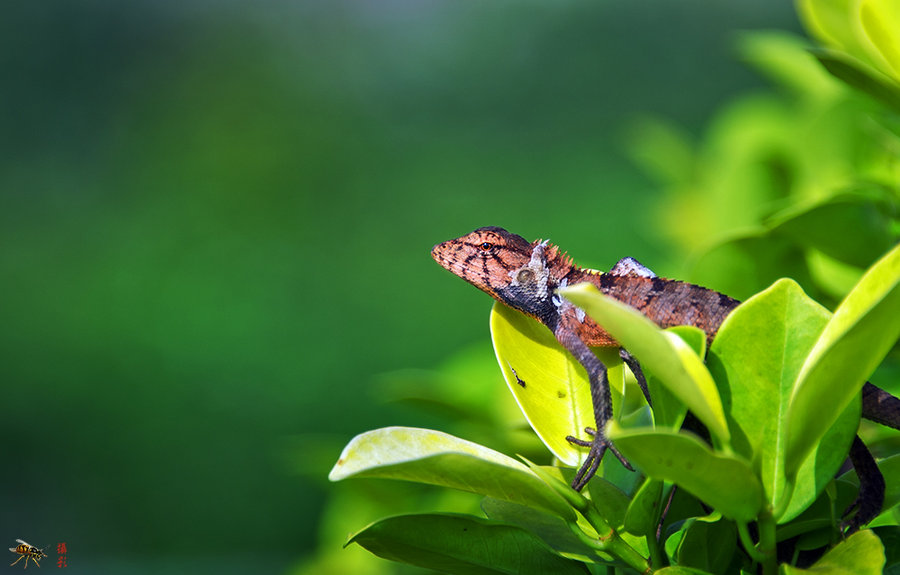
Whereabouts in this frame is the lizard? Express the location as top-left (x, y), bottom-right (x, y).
top-left (431, 226), bottom-right (900, 531)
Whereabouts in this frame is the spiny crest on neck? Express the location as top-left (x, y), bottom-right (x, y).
top-left (533, 238), bottom-right (577, 278)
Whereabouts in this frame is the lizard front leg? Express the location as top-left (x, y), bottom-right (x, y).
top-left (555, 323), bottom-right (633, 490)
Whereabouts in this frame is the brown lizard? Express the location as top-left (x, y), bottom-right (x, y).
top-left (432, 226), bottom-right (899, 531)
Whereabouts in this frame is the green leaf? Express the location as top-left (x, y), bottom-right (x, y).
top-left (663, 513), bottom-right (736, 574)
top-left (779, 529), bottom-right (885, 575)
top-left (649, 327), bottom-right (706, 430)
top-left (872, 526), bottom-right (900, 573)
top-left (347, 513), bottom-right (591, 575)
top-left (655, 566), bottom-right (717, 575)
top-left (329, 426), bottom-right (574, 519)
top-left (860, 0), bottom-right (900, 82)
top-left (840, 454), bottom-right (900, 515)
top-left (605, 423), bottom-right (764, 522)
top-left (708, 279), bottom-right (860, 520)
top-left (624, 116), bottom-right (695, 186)
top-left (796, 0), bottom-right (894, 82)
top-left (784, 243), bottom-right (900, 478)
top-left (812, 50), bottom-right (900, 112)
top-left (481, 498), bottom-right (601, 563)
top-left (586, 476), bottom-right (631, 529)
top-left (737, 31), bottom-right (841, 98)
top-left (688, 232), bottom-right (813, 301)
top-left (765, 190), bottom-right (898, 268)
top-left (796, 0), bottom-right (862, 55)
top-left (623, 478), bottom-right (664, 536)
top-left (558, 283), bottom-right (730, 446)
top-left (776, 478), bottom-right (860, 541)
top-left (490, 301), bottom-right (626, 466)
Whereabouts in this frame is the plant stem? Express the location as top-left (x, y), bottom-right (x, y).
top-left (580, 505), bottom-right (652, 574)
top-left (737, 521), bottom-right (765, 563)
top-left (646, 530), bottom-right (664, 570)
top-left (757, 511), bottom-right (778, 575)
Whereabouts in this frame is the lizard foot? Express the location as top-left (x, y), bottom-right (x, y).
top-left (566, 427), bottom-right (633, 491)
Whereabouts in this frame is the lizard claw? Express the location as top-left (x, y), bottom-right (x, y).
top-left (567, 427), bottom-right (633, 491)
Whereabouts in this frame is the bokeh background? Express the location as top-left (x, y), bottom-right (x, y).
top-left (0, 1), bottom-right (830, 573)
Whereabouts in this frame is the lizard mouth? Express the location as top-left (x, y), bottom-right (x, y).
top-left (431, 241), bottom-right (455, 272)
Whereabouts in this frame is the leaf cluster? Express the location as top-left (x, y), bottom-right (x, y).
top-left (330, 243), bottom-right (900, 574)
top-left (326, 5), bottom-right (900, 574)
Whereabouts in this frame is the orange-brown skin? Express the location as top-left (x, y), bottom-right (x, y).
top-left (431, 227), bottom-right (739, 347)
top-left (432, 227), bottom-right (900, 521)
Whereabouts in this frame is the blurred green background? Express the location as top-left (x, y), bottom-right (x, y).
top-left (1, 1), bottom-right (804, 573)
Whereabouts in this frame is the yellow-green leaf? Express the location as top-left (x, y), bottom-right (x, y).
top-left (779, 529), bottom-right (885, 575)
top-left (490, 302), bottom-right (624, 466)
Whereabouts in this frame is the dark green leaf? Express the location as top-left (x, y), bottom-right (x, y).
top-left (481, 497), bottom-right (602, 563)
top-left (664, 513), bottom-right (736, 574)
top-left (347, 513), bottom-right (591, 575)
top-left (586, 476), bottom-right (631, 529)
top-left (872, 526), bottom-right (900, 573)
top-left (623, 478), bottom-right (664, 536)
top-left (655, 567), bottom-right (717, 575)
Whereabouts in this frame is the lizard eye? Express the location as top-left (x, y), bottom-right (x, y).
top-left (479, 242), bottom-right (494, 251)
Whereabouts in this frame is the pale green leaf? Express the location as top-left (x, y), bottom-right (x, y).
top-left (329, 426), bottom-right (574, 519)
top-left (559, 283), bottom-right (730, 446)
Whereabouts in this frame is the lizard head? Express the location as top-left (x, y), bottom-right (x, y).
top-left (431, 227), bottom-right (537, 301)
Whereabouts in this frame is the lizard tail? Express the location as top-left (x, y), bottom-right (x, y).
top-left (862, 382), bottom-right (900, 430)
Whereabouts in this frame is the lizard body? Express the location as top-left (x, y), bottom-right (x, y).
top-left (432, 226), bottom-right (900, 530)
top-left (431, 226), bottom-right (739, 348)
